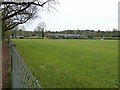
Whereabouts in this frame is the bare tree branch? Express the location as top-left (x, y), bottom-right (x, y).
top-left (2, 4), bottom-right (31, 20)
top-left (2, 0), bottom-right (55, 7)
top-left (1, 0), bottom-right (58, 32)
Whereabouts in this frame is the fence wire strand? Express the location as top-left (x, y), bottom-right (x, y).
top-left (9, 42), bottom-right (41, 88)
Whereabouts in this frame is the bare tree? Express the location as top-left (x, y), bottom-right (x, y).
top-left (38, 22), bottom-right (46, 39)
top-left (11, 26), bottom-right (19, 38)
top-left (35, 26), bottom-right (41, 39)
top-left (20, 25), bottom-right (26, 36)
top-left (35, 22), bottom-right (46, 39)
top-left (1, 0), bottom-right (58, 38)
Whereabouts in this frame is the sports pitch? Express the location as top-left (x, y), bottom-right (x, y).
top-left (13, 39), bottom-right (118, 88)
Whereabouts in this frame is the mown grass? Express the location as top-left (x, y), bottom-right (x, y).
top-left (12, 39), bottom-right (118, 88)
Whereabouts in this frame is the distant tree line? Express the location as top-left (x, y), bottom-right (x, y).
top-left (62, 29), bottom-right (119, 38)
top-left (7, 28), bottom-right (119, 40)
top-left (47, 29), bottom-right (119, 39)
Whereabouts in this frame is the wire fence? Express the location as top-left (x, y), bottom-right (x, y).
top-left (9, 42), bottom-right (42, 89)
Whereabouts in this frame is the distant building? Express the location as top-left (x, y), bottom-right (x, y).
top-left (9, 35), bottom-right (24, 39)
top-left (17, 36), bottom-right (24, 39)
top-left (47, 34), bottom-right (86, 39)
top-left (47, 34), bottom-right (64, 39)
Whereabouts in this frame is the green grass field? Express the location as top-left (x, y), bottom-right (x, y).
top-left (12, 39), bottom-right (118, 88)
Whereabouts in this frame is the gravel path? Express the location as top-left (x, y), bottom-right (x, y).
top-left (0, 45), bottom-right (2, 89)
top-left (2, 41), bottom-right (10, 88)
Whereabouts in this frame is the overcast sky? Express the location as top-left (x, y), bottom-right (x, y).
top-left (21, 0), bottom-right (119, 31)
